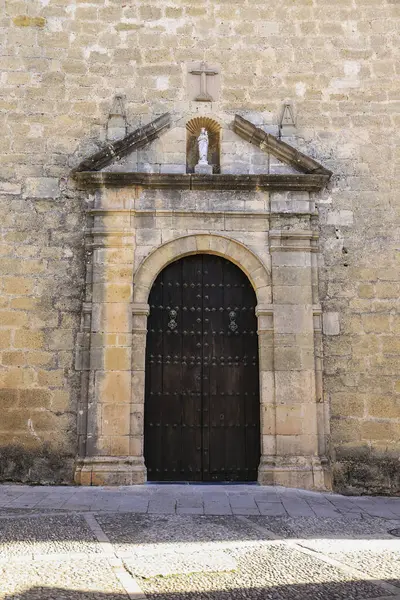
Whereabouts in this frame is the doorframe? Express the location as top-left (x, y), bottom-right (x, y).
top-left (131, 234), bottom-right (272, 485)
top-left (75, 232), bottom-right (330, 489)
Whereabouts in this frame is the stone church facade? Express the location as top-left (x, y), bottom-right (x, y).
top-left (0, 1), bottom-right (399, 494)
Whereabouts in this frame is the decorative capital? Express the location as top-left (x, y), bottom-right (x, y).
top-left (269, 230), bottom-right (319, 252)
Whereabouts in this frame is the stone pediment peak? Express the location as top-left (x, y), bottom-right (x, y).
top-left (233, 115), bottom-right (332, 177)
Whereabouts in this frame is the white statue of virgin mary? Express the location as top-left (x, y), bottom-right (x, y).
top-left (197, 128), bottom-right (209, 165)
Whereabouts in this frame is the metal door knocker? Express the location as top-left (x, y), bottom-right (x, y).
top-left (168, 309), bottom-right (178, 330)
top-left (228, 310), bottom-right (238, 332)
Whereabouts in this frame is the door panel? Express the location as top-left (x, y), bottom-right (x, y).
top-left (144, 254), bottom-right (260, 482)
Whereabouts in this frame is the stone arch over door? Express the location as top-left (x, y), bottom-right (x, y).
top-left (131, 234), bottom-right (273, 484)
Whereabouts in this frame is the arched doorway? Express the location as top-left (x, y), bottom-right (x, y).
top-left (144, 254), bottom-right (260, 482)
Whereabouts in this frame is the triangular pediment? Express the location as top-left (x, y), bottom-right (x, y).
top-left (72, 112), bottom-right (332, 192)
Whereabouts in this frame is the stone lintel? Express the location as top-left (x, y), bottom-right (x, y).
top-left (74, 171), bottom-right (330, 192)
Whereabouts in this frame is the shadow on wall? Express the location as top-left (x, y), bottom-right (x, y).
top-left (5, 580), bottom-right (400, 599)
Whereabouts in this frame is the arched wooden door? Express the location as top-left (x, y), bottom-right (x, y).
top-left (144, 254), bottom-right (260, 482)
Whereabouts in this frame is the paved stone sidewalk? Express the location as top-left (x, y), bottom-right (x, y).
top-left (0, 483), bottom-right (400, 519)
top-left (1, 484), bottom-right (400, 599)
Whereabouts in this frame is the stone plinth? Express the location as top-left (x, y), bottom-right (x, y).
top-left (195, 163), bottom-right (213, 174)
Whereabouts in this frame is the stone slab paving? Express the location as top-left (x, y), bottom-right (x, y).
top-left (0, 484), bottom-right (399, 519)
top-left (0, 484), bottom-right (400, 598)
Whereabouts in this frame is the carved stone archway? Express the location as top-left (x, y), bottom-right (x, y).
top-left (73, 111), bottom-right (332, 489)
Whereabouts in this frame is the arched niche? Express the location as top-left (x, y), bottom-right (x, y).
top-left (186, 117), bottom-right (221, 174)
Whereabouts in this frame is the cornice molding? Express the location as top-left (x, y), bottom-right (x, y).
top-left (73, 171), bottom-right (330, 191)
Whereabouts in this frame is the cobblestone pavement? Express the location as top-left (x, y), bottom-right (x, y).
top-left (0, 485), bottom-right (400, 599)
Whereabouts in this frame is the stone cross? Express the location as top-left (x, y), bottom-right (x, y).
top-left (189, 61), bottom-right (219, 102)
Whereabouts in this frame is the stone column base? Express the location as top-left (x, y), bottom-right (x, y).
top-left (74, 456), bottom-right (147, 486)
top-left (258, 455), bottom-right (331, 491)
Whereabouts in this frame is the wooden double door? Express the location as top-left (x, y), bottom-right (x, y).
top-left (144, 254), bottom-right (260, 482)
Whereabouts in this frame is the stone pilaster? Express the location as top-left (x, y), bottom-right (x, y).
top-left (259, 212), bottom-right (328, 489)
top-left (75, 189), bottom-right (146, 485)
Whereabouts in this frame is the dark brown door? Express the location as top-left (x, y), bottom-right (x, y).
top-left (144, 254), bottom-right (260, 482)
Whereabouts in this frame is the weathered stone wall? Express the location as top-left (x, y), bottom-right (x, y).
top-left (1, 0), bottom-right (399, 491)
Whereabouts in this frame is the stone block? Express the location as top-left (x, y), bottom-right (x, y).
top-left (110, 436), bottom-right (130, 455)
top-left (261, 434), bottom-right (276, 455)
top-left (0, 182), bottom-right (22, 195)
top-left (19, 388), bottom-right (52, 409)
top-left (274, 306), bottom-right (313, 334)
top-left (3, 277), bottom-right (35, 295)
top-left (47, 330), bottom-right (75, 351)
top-left (0, 310), bottom-right (28, 327)
top-left (160, 164), bottom-right (186, 174)
top-left (330, 418), bottom-right (362, 444)
top-left (273, 266), bottom-right (312, 287)
top-left (273, 285), bottom-right (313, 304)
top-left (92, 283), bottom-right (133, 303)
top-left (331, 393), bottom-right (364, 417)
top-left (362, 314), bottom-right (390, 333)
top-left (24, 177), bottom-right (60, 198)
top-left (276, 434), bottom-right (318, 456)
top-left (361, 420), bottom-right (398, 442)
top-left (14, 330), bottom-right (44, 349)
top-left (104, 347), bottom-right (131, 371)
top-left (13, 15), bottom-right (46, 27)
top-left (0, 410), bottom-right (29, 431)
top-left (194, 163), bottom-right (213, 174)
top-left (129, 435), bottom-right (143, 456)
top-left (275, 405), bottom-right (304, 435)
top-left (275, 370), bottom-right (316, 405)
top-left (132, 370), bottom-right (145, 404)
top-left (327, 210), bottom-right (354, 226)
top-left (37, 369), bottom-right (64, 387)
top-left (130, 411), bottom-right (144, 436)
top-left (366, 396), bottom-right (400, 419)
top-left (136, 228), bottom-right (162, 246)
top-left (322, 312), bottom-right (340, 336)
top-left (95, 371), bottom-right (131, 404)
top-left (274, 346), bottom-right (314, 371)
top-left (92, 303), bottom-right (132, 333)
top-left (50, 390), bottom-right (70, 412)
top-left (260, 404), bottom-right (275, 435)
top-left (272, 252), bottom-right (312, 267)
top-left (101, 404), bottom-right (130, 436)
top-left (0, 389), bottom-right (19, 409)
